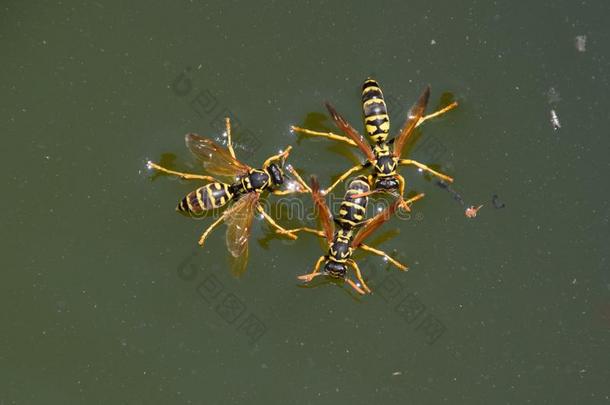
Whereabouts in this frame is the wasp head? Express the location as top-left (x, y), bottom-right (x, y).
top-left (374, 176), bottom-right (399, 191)
top-left (266, 163), bottom-right (284, 186)
top-left (324, 260), bottom-right (347, 279)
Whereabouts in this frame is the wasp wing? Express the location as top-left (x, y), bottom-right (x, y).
top-left (352, 198), bottom-right (401, 248)
top-left (224, 192), bottom-right (259, 277)
top-left (310, 176), bottom-right (334, 243)
top-left (392, 86), bottom-right (430, 158)
top-left (325, 102), bottom-right (376, 163)
top-left (185, 133), bottom-right (251, 179)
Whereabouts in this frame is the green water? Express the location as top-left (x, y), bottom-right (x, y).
top-left (2, 1), bottom-right (609, 404)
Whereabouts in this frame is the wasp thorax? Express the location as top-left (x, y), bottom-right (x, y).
top-left (330, 238), bottom-right (352, 260)
top-left (266, 163), bottom-right (284, 186)
top-left (248, 169), bottom-right (270, 190)
top-left (374, 154), bottom-right (396, 172)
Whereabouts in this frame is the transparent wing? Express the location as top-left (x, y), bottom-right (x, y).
top-left (185, 133), bottom-right (251, 178)
top-left (325, 102), bottom-right (376, 163)
top-left (224, 192), bottom-right (259, 277)
top-left (352, 198), bottom-right (401, 248)
top-left (224, 193), bottom-right (259, 276)
top-left (392, 86), bottom-right (430, 158)
top-left (310, 176), bottom-right (334, 243)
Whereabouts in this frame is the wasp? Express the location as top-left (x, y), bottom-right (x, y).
top-left (147, 118), bottom-right (303, 275)
top-left (280, 169), bottom-right (424, 295)
top-left (291, 78), bottom-right (458, 205)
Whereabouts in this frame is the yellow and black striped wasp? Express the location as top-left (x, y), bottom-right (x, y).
top-left (280, 169), bottom-right (424, 295)
top-left (148, 118), bottom-right (303, 275)
top-left (291, 78), bottom-right (457, 205)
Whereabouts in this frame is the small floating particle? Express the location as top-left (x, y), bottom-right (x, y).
top-left (547, 87), bottom-right (561, 104)
top-left (492, 194), bottom-right (506, 209)
top-left (465, 205), bottom-right (483, 218)
top-left (550, 110), bottom-right (561, 130)
top-left (575, 35), bottom-right (587, 52)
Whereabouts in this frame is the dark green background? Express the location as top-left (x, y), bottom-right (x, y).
top-left (1, 1), bottom-right (609, 404)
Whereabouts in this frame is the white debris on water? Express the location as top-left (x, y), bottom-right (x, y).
top-left (550, 110), bottom-right (561, 131)
top-left (575, 35), bottom-right (587, 52)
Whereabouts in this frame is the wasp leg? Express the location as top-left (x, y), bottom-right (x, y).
top-left (263, 146), bottom-right (293, 168)
top-left (224, 117), bottom-right (237, 159)
top-left (198, 215), bottom-right (226, 246)
top-left (256, 204), bottom-right (297, 240)
top-left (147, 161), bottom-right (217, 182)
top-left (396, 174), bottom-right (409, 211)
top-left (395, 176), bottom-right (426, 211)
top-left (358, 243), bottom-right (408, 271)
top-left (347, 260), bottom-right (371, 294)
top-left (297, 255), bottom-right (326, 282)
top-left (415, 101), bottom-right (459, 128)
top-left (278, 165), bottom-right (312, 194)
top-left (402, 193), bottom-right (426, 210)
top-left (345, 278), bottom-right (367, 295)
top-left (272, 189), bottom-right (306, 196)
top-left (291, 126), bottom-right (358, 147)
top-left (324, 164), bottom-right (368, 195)
top-left (398, 159), bottom-right (454, 183)
top-left (276, 227), bottom-right (325, 239)
top-left (273, 165), bottom-right (311, 194)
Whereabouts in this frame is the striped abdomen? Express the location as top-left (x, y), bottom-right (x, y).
top-left (362, 78), bottom-right (390, 143)
top-left (337, 176), bottom-right (370, 229)
top-left (177, 182), bottom-right (234, 215)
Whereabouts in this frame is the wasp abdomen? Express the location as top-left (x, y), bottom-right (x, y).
top-left (177, 182), bottom-right (234, 214)
top-left (337, 176), bottom-right (369, 229)
top-left (362, 79), bottom-right (390, 142)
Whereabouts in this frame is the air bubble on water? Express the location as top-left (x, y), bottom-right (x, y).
top-left (286, 180), bottom-right (298, 191)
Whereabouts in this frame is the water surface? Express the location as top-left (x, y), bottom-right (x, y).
top-left (1, 1), bottom-right (609, 403)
